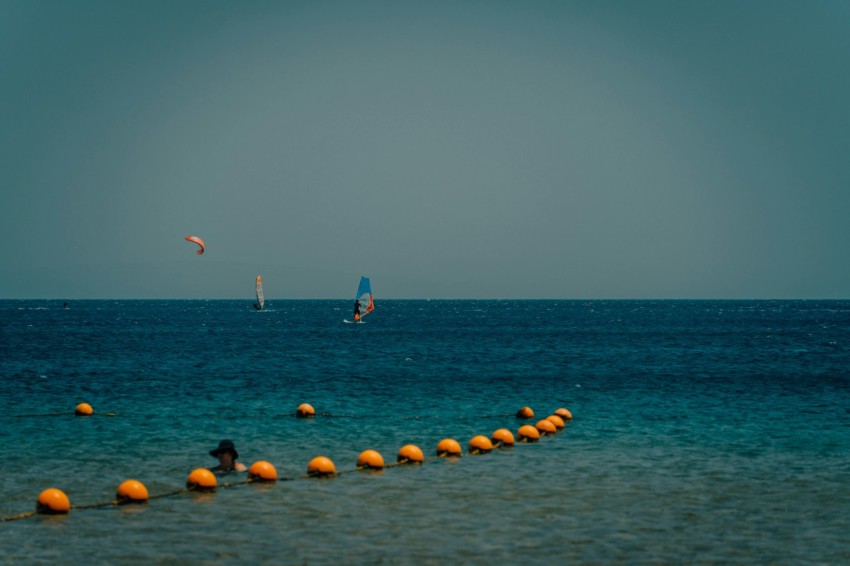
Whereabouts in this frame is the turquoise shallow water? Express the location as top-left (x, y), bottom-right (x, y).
top-left (1, 300), bottom-right (849, 563)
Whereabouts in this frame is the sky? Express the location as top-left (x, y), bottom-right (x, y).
top-left (1, 0), bottom-right (849, 299)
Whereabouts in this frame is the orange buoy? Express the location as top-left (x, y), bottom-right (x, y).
top-left (515, 406), bottom-right (534, 419)
top-left (307, 456), bottom-right (337, 478)
top-left (546, 415), bottom-right (565, 430)
top-left (116, 480), bottom-right (149, 504)
top-left (468, 435), bottom-right (493, 455)
top-left (535, 419), bottom-right (557, 435)
top-left (186, 468), bottom-right (217, 491)
top-left (75, 402), bottom-right (93, 416)
top-left (555, 407), bottom-right (573, 421)
top-left (296, 403), bottom-right (316, 418)
top-left (436, 438), bottom-right (462, 457)
top-left (517, 424), bottom-right (540, 442)
top-left (397, 444), bottom-right (424, 464)
top-left (356, 449), bottom-right (385, 470)
top-left (491, 428), bottom-right (515, 447)
top-left (248, 461), bottom-right (278, 482)
top-left (36, 488), bottom-right (70, 515)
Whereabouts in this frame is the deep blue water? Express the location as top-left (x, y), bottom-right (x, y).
top-left (1, 300), bottom-right (849, 563)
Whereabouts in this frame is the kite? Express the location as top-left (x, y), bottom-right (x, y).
top-left (184, 235), bottom-right (205, 255)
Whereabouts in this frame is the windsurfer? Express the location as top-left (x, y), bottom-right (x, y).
top-left (353, 299), bottom-right (362, 321)
top-left (254, 275), bottom-right (265, 311)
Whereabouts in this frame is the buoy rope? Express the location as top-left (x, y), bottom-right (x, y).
top-left (312, 412), bottom-right (517, 420)
top-left (0, 449), bottom-right (531, 521)
top-left (0, 446), bottom-right (524, 521)
top-left (0, 511), bottom-right (36, 522)
top-left (11, 412), bottom-right (513, 420)
top-left (11, 413), bottom-right (117, 418)
top-left (72, 501), bottom-right (121, 510)
top-left (1, 408), bottom-right (570, 522)
top-left (147, 487), bottom-right (191, 501)
top-left (269, 412), bottom-right (519, 420)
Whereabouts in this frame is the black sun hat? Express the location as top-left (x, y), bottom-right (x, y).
top-left (210, 439), bottom-right (239, 459)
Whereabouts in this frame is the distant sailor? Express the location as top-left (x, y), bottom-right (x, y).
top-left (208, 439), bottom-right (247, 474)
top-left (353, 299), bottom-right (362, 322)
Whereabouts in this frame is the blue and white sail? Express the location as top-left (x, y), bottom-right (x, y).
top-left (354, 276), bottom-right (374, 321)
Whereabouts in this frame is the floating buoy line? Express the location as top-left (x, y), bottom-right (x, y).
top-left (13, 401), bottom-right (572, 422)
top-left (12, 409), bottom-right (537, 421)
top-left (0, 402), bottom-right (573, 522)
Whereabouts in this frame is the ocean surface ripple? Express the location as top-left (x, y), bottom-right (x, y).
top-left (1, 300), bottom-right (848, 563)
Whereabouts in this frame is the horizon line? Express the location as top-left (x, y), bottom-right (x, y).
top-left (2, 297), bottom-right (848, 302)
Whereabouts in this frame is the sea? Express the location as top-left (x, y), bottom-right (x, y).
top-left (0, 299), bottom-right (848, 564)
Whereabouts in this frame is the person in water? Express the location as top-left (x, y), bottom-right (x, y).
top-left (353, 298), bottom-right (362, 321)
top-left (208, 439), bottom-right (247, 473)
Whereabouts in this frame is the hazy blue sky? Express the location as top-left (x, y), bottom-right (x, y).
top-left (2, 0), bottom-right (848, 299)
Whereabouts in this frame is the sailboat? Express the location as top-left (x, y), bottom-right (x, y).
top-left (253, 275), bottom-right (265, 310)
top-left (348, 276), bottom-right (375, 323)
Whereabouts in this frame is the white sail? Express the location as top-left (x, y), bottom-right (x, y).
top-left (255, 276), bottom-right (265, 310)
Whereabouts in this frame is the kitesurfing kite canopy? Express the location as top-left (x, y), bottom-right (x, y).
top-left (185, 235), bottom-right (205, 255)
